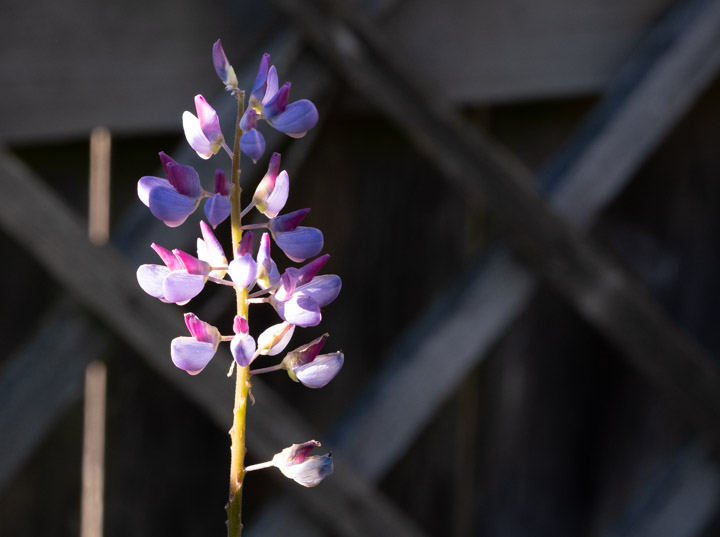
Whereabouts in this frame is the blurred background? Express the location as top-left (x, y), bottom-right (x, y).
top-left (3, 0), bottom-right (720, 535)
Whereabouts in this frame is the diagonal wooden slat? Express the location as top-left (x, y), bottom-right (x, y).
top-left (0, 147), bottom-right (428, 537)
top-left (272, 0), bottom-right (720, 447)
top-left (247, 0), bottom-right (720, 532)
top-left (333, 0), bottom-right (720, 480)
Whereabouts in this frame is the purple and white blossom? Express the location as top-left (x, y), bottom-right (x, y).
top-left (171, 313), bottom-right (221, 375)
top-left (204, 170), bottom-right (232, 227)
top-left (271, 273), bottom-right (341, 327)
top-left (269, 441), bottom-right (333, 487)
top-left (137, 153), bottom-right (203, 227)
top-left (253, 152), bottom-right (288, 217)
top-left (183, 94), bottom-right (225, 159)
top-left (230, 315), bottom-right (257, 367)
top-left (249, 54), bottom-right (319, 138)
top-left (281, 334), bottom-right (344, 388)
top-left (137, 243), bottom-right (211, 305)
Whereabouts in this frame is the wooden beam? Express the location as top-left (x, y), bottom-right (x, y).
top-left (271, 0), bottom-right (720, 448)
top-left (0, 130), bottom-right (426, 537)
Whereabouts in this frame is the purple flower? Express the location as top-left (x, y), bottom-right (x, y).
top-left (230, 315), bottom-right (257, 367)
top-left (137, 243), bottom-right (211, 305)
top-left (212, 39), bottom-right (238, 91)
top-left (170, 313), bottom-right (221, 375)
top-left (281, 334), bottom-right (343, 388)
top-left (137, 153), bottom-right (203, 227)
top-left (239, 109), bottom-right (266, 162)
top-left (271, 273), bottom-right (341, 327)
top-left (269, 209), bottom-right (323, 262)
top-left (253, 153), bottom-right (288, 217)
top-left (182, 94), bottom-right (225, 159)
top-left (203, 170), bottom-right (232, 228)
top-left (270, 441), bottom-right (333, 487)
top-left (249, 54), bottom-right (319, 138)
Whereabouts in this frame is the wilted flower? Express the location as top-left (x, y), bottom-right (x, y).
top-left (171, 313), bottom-right (221, 375)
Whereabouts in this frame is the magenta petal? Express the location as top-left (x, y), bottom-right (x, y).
top-left (163, 272), bottom-right (207, 304)
top-left (136, 264), bottom-right (170, 300)
top-left (147, 184), bottom-right (199, 227)
top-left (296, 274), bottom-right (341, 308)
top-left (275, 294), bottom-right (321, 327)
top-left (173, 250), bottom-right (211, 276)
top-left (294, 352), bottom-right (344, 388)
top-left (273, 226), bottom-right (324, 262)
top-left (231, 332), bottom-right (257, 367)
top-left (240, 129), bottom-right (266, 163)
top-left (204, 194), bottom-right (232, 228)
top-left (150, 243), bottom-right (182, 270)
top-left (184, 312), bottom-right (220, 344)
top-left (171, 336), bottom-right (217, 374)
top-left (233, 315), bottom-right (249, 334)
top-left (268, 100), bottom-right (319, 138)
top-left (195, 95), bottom-right (224, 145)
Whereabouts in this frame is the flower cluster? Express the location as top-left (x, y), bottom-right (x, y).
top-left (136, 40), bottom-right (340, 499)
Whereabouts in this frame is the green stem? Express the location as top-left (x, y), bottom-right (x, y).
top-left (226, 91), bottom-right (249, 537)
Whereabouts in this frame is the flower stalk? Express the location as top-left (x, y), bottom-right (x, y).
top-left (135, 43), bottom-right (338, 537)
top-left (227, 90), bottom-right (249, 537)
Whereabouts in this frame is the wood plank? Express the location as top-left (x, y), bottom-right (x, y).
top-left (271, 0), bottom-right (720, 447)
top-left (382, 0), bottom-right (673, 103)
top-left (0, 0), bottom-right (675, 142)
top-left (246, 0), bottom-right (720, 532)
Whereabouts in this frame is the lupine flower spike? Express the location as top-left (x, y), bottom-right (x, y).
top-left (135, 43), bottom-right (340, 535)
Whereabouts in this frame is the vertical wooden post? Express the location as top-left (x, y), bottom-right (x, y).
top-left (82, 127), bottom-right (111, 537)
top-left (88, 127), bottom-right (111, 245)
top-left (81, 361), bottom-right (107, 537)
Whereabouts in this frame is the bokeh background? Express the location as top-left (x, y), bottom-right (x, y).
top-left (3, 0), bottom-right (720, 535)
